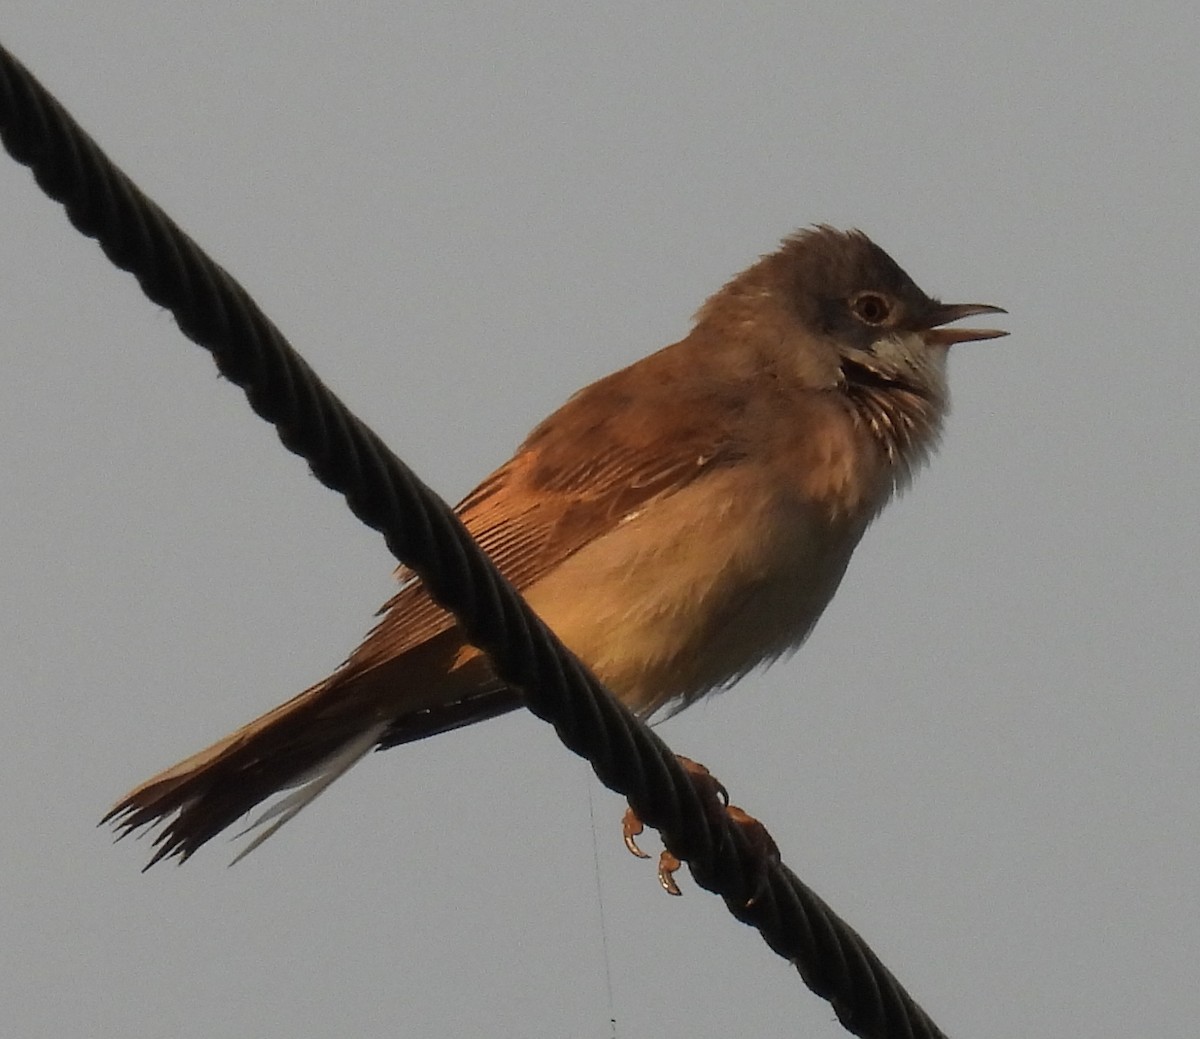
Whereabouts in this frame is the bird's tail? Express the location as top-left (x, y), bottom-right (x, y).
top-left (104, 647), bottom-right (518, 868)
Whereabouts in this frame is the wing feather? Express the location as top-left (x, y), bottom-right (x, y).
top-left (337, 349), bottom-right (746, 678)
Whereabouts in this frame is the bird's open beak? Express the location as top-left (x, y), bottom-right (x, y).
top-left (922, 302), bottom-right (1008, 346)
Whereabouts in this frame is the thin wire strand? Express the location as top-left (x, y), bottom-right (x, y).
top-left (587, 778), bottom-right (619, 1039)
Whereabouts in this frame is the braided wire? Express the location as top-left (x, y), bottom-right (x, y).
top-left (0, 41), bottom-right (949, 1039)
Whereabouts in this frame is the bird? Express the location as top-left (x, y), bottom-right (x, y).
top-left (105, 225), bottom-right (1006, 868)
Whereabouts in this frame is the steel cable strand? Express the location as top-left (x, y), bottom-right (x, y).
top-left (0, 41), bottom-right (949, 1039)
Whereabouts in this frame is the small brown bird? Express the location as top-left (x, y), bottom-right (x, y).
top-left (106, 226), bottom-right (1005, 867)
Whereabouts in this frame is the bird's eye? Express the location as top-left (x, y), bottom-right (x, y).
top-left (850, 292), bottom-right (893, 325)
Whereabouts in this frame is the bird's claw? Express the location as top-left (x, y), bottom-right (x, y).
top-left (657, 849), bottom-right (683, 895)
top-left (626, 809), bottom-right (686, 895)
top-left (623, 755), bottom-right (767, 897)
top-left (622, 805), bottom-right (651, 858)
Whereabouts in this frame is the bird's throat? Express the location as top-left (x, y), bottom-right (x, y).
top-left (840, 359), bottom-right (945, 484)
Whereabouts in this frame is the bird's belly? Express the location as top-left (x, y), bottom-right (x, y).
top-left (522, 472), bottom-right (866, 716)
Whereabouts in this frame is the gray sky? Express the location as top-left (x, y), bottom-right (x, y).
top-left (2, 3), bottom-right (1197, 1037)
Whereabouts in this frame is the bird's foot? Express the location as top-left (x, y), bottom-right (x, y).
top-left (622, 801), bottom-right (689, 895)
top-left (622, 756), bottom-right (777, 897)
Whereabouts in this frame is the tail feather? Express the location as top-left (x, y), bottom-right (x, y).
top-left (104, 641), bottom-right (511, 868)
top-left (227, 721), bottom-right (388, 865)
top-left (104, 678), bottom-right (383, 868)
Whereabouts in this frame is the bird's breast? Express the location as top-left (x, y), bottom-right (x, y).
top-left (521, 465), bottom-right (872, 717)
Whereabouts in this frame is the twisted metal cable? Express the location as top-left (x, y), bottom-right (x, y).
top-left (0, 41), bottom-right (949, 1039)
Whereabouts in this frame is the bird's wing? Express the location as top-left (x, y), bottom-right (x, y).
top-left (337, 357), bottom-right (745, 677)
